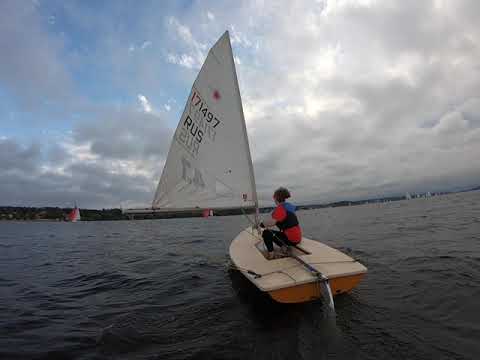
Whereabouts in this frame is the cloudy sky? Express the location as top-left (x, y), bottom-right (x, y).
top-left (1, 0), bottom-right (479, 208)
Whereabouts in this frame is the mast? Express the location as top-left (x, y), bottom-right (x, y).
top-left (226, 31), bottom-right (259, 226)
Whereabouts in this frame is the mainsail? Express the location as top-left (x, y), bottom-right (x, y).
top-left (153, 32), bottom-right (258, 211)
top-left (68, 206), bottom-right (81, 222)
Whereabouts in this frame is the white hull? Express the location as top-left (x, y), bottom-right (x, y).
top-left (229, 227), bottom-right (367, 303)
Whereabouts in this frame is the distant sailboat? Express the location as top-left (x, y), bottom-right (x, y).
top-left (68, 204), bottom-right (81, 222)
top-left (146, 31), bottom-right (366, 305)
top-left (202, 209), bottom-right (214, 218)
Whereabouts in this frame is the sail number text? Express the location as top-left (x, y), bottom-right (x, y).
top-left (191, 91), bottom-right (221, 128)
top-left (177, 115), bottom-right (202, 157)
top-left (176, 89), bottom-right (221, 158)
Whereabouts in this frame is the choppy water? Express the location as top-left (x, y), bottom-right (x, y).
top-left (1, 191), bottom-right (480, 360)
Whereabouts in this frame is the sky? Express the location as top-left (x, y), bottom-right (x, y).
top-left (1, 0), bottom-right (479, 209)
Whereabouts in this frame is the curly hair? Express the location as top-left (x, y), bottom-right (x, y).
top-left (273, 187), bottom-right (291, 203)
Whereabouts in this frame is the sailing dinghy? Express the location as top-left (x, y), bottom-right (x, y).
top-left (149, 31), bottom-right (367, 304)
top-left (68, 204), bottom-right (81, 222)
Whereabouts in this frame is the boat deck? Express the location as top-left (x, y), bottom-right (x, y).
top-left (229, 227), bottom-right (367, 293)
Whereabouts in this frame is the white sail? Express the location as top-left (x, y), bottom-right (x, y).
top-left (74, 208), bottom-right (81, 222)
top-left (153, 32), bottom-right (257, 210)
top-left (68, 206), bottom-right (81, 222)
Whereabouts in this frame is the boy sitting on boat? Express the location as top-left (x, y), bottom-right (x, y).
top-left (259, 187), bottom-right (302, 259)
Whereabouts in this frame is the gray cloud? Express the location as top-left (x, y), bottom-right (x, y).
top-left (0, 139), bottom-right (154, 208)
top-left (73, 109), bottom-right (171, 161)
top-left (236, 0), bottom-right (480, 203)
top-left (0, 139), bottom-right (41, 172)
top-left (0, 105), bottom-right (172, 208)
top-left (2, 0), bottom-right (480, 208)
top-left (0, 165), bottom-right (153, 209)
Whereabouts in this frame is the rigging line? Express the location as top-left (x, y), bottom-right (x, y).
top-left (229, 258), bottom-right (332, 283)
top-left (274, 271), bottom-right (298, 283)
top-left (241, 207), bottom-right (260, 234)
top-left (228, 264), bottom-right (262, 279)
top-left (229, 264), bottom-right (300, 283)
top-left (245, 226), bottom-right (262, 240)
top-left (255, 268), bottom-right (301, 283)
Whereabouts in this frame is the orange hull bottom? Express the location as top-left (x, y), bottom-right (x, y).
top-left (268, 273), bottom-right (365, 303)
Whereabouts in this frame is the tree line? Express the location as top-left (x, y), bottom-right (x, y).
top-left (0, 207), bottom-right (127, 221)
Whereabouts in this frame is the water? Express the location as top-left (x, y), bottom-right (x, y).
top-left (1, 191), bottom-right (480, 359)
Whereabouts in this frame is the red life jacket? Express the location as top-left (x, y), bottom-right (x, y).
top-left (272, 202), bottom-right (302, 243)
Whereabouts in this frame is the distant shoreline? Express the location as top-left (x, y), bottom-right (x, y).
top-left (1, 187), bottom-right (478, 221)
